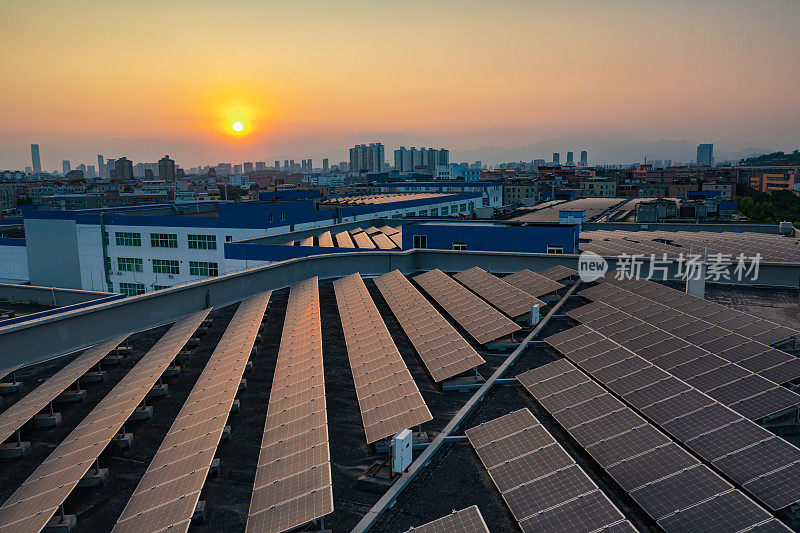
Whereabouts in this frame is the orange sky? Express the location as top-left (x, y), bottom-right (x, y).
top-left (1, 0), bottom-right (799, 169)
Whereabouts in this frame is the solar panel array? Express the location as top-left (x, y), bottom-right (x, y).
top-left (600, 277), bottom-right (798, 344)
top-left (538, 265), bottom-right (577, 282)
top-left (333, 273), bottom-right (432, 444)
top-left (247, 278), bottom-right (333, 533)
top-left (0, 309), bottom-right (210, 533)
top-left (0, 365), bottom-right (20, 382)
top-left (503, 269), bottom-right (565, 298)
top-left (465, 408), bottom-right (634, 533)
top-left (299, 236), bottom-right (314, 247)
top-left (374, 270), bottom-right (484, 382)
top-left (409, 505), bottom-right (490, 533)
top-left (0, 335), bottom-right (127, 445)
top-left (518, 359), bottom-right (787, 531)
top-left (413, 269), bottom-right (520, 344)
top-left (114, 294), bottom-right (270, 533)
top-left (324, 193), bottom-right (447, 206)
top-left (545, 325), bottom-right (800, 512)
top-left (581, 229), bottom-right (800, 263)
top-left (510, 198), bottom-right (624, 223)
top-left (573, 296), bottom-right (800, 419)
top-left (453, 267), bottom-right (544, 318)
top-left (370, 232), bottom-right (398, 250)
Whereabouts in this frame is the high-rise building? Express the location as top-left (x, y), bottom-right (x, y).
top-left (438, 148), bottom-right (449, 166)
top-left (697, 144), bottom-right (714, 166)
top-left (244, 162), bottom-right (254, 174)
top-left (97, 155), bottom-right (105, 178)
top-left (273, 161), bottom-right (280, 169)
top-left (158, 155), bottom-right (176, 181)
top-left (115, 157), bottom-right (134, 180)
top-left (31, 144), bottom-right (41, 174)
top-left (283, 160), bottom-right (289, 169)
top-left (255, 161), bottom-right (266, 171)
top-left (580, 151), bottom-right (588, 167)
top-left (322, 158), bottom-right (329, 172)
top-left (566, 151), bottom-right (574, 165)
top-left (349, 143), bottom-right (384, 173)
top-left (233, 164), bottom-right (242, 175)
top-left (62, 160), bottom-right (71, 174)
top-left (86, 165), bottom-right (96, 179)
top-left (552, 153), bottom-right (560, 165)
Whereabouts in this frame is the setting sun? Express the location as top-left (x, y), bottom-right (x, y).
top-left (231, 121), bottom-right (244, 133)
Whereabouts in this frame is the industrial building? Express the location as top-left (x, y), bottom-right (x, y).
top-left (1, 243), bottom-right (799, 533)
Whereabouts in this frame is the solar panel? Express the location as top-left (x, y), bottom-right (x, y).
top-left (453, 267), bottom-right (544, 318)
top-left (517, 358), bottom-right (788, 528)
top-left (0, 309), bottom-right (211, 533)
top-left (465, 409), bottom-right (631, 533)
top-left (409, 505), bottom-right (490, 533)
top-left (503, 269), bottom-right (564, 298)
top-left (317, 231), bottom-right (334, 247)
top-left (0, 335), bottom-right (127, 445)
top-left (334, 231), bottom-right (355, 248)
top-left (537, 265), bottom-right (577, 281)
top-left (374, 270), bottom-right (484, 382)
top-left (413, 269), bottom-right (520, 345)
top-left (333, 273), bottom-right (431, 443)
top-left (113, 293), bottom-right (270, 532)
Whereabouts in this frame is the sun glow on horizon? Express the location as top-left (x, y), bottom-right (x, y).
top-left (231, 121), bottom-right (244, 133)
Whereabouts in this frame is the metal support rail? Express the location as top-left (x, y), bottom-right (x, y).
top-left (350, 281), bottom-right (581, 533)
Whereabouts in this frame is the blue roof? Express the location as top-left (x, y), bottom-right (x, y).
top-left (378, 181), bottom-right (500, 188)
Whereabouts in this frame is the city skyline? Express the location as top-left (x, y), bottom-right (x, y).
top-left (2, 1), bottom-right (799, 169)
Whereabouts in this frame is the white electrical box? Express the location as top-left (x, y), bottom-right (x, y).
top-left (529, 304), bottom-right (541, 326)
top-left (391, 429), bottom-right (413, 473)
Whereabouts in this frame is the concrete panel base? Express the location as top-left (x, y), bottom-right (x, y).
top-left (485, 338), bottom-right (520, 352)
top-left (176, 350), bottom-right (192, 363)
top-left (43, 513), bottom-right (77, 533)
top-left (230, 399), bottom-right (240, 414)
top-left (162, 365), bottom-right (181, 378)
top-left (77, 467), bottom-right (109, 488)
top-left (0, 382), bottom-right (22, 394)
top-left (112, 432), bottom-right (133, 449)
top-left (34, 412), bottom-right (63, 428)
top-left (115, 346), bottom-right (133, 356)
top-left (209, 457), bottom-right (220, 476)
top-left (55, 389), bottom-right (87, 403)
top-left (82, 371), bottom-right (106, 383)
top-left (129, 405), bottom-right (153, 421)
top-left (238, 379), bottom-right (247, 392)
top-left (0, 440), bottom-right (31, 458)
top-left (146, 384), bottom-right (168, 398)
top-left (102, 355), bottom-right (123, 366)
top-left (244, 361), bottom-right (253, 373)
top-left (442, 374), bottom-right (486, 393)
top-left (250, 347), bottom-right (258, 357)
top-left (185, 338), bottom-right (200, 349)
top-left (220, 425), bottom-right (231, 441)
top-left (192, 501), bottom-right (206, 522)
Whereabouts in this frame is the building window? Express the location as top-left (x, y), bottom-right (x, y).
top-left (418, 210), bottom-right (428, 216)
top-left (152, 285), bottom-right (171, 291)
top-left (190, 261), bottom-right (219, 276)
top-left (103, 231), bottom-right (109, 245)
top-left (430, 208), bottom-right (439, 216)
top-left (441, 206), bottom-right (449, 215)
top-left (268, 213), bottom-right (274, 222)
top-left (150, 233), bottom-right (178, 248)
top-left (104, 257), bottom-right (111, 272)
top-left (547, 245), bottom-right (564, 254)
top-left (188, 234), bottom-right (217, 250)
top-left (460, 203), bottom-right (467, 212)
top-left (413, 235), bottom-right (427, 249)
top-left (452, 242), bottom-right (467, 251)
top-left (153, 259), bottom-right (180, 274)
top-left (468, 201), bottom-right (475, 210)
top-left (225, 235), bottom-right (233, 242)
top-left (115, 231), bottom-right (141, 246)
top-left (280, 212), bottom-right (286, 221)
top-left (119, 282), bottom-right (145, 296)
top-left (117, 257), bottom-right (143, 272)
top-left (107, 283), bottom-right (113, 292)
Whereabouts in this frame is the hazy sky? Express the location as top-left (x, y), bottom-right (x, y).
top-left (2, 0), bottom-right (799, 169)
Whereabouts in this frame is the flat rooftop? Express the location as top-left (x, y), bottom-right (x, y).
top-left (0, 271), bottom-right (798, 532)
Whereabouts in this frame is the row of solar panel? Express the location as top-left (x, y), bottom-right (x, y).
top-left (518, 359), bottom-right (788, 532)
top-left (545, 324), bottom-right (800, 513)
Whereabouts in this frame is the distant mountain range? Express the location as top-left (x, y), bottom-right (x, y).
top-left (449, 135), bottom-right (769, 166)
